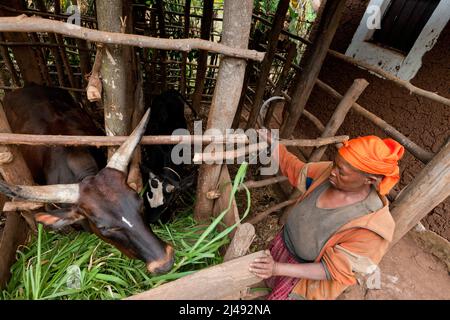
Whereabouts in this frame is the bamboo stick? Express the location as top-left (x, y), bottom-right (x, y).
top-left (0, 15), bottom-right (265, 61)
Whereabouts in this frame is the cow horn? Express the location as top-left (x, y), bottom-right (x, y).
top-left (0, 180), bottom-right (79, 203)
top-left (106, 109), bottom-right (150, 173)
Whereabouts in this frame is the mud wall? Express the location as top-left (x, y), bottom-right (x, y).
top-left (300, 0), bottom-right (450, 240)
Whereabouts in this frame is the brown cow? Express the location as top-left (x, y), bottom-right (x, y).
top-left (0, 85), bottom-right (174, 274)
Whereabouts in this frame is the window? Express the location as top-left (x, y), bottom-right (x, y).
top-left (345, 0), bottom-right (449, 80)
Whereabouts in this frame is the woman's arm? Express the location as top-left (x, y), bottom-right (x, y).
top-left (249, 250), bottom-right (327, 281)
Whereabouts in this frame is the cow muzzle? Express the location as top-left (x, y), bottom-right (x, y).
top-left (146, 245), bottom-right (175, 274)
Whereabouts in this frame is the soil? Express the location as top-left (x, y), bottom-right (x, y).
top-left (338, 233), bottom-right (450, 300)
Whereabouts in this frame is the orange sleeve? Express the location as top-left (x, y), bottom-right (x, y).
top-left (320, 229), bottom-right (390, 285)
top-left (277, 144), bottom-right (306, 187)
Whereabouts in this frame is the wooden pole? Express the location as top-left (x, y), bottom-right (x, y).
top-left (391, 139), bottom-right (450, 245)
top-left (0, 132), bottom-right (349, 147)
top-left (264, 41), bottom-right (297, 127)
top-left (246, 0), bottom-right (290, 129)
top-left (280, 0), bottom-right (346, 139)
top-left (0, 16), bottom-right (265, 62)
top-left (0, 104), bottom-right (32, 289)
top-left (315, 79), bottom-right (435, 164)
top-left (180, 0), bottom-right (190, 96)
top-left (194, 0), bottom-right (254, 221)
top-left (96, 0), bottom-right (132, 159)
top-left (308, 78), bottom-right (369, 162)
top-left (191, 0), bottom-right (214, 113)
top-left (125, 251), bottom-right (266, 300)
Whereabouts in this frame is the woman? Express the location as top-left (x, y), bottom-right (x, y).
top-left (249, 135), bottom-right (404, 300)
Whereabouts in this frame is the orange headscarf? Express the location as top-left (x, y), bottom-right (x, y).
top-left (338, 136), bottom-right (405, 195)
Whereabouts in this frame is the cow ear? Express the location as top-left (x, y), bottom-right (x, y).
top-left (35, 208), bottom-right (85, 230)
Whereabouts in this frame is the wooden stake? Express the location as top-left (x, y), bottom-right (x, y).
top-left (280, 0), bottom-right (346, 138)
top-left (308, 78), bottom-right (369, 162)
top-left (96, 0), bottom-right (132, 159)
top-left (391, 139), bottom-right (450, 245)
top-left (246, 0), bottom-right (290, 129)
top-left (0, 104), bottom-right (32, 289)
top-left (223, 223), bottom-right (255, 262)
top-left (194, 0), bottom-right (254, 221)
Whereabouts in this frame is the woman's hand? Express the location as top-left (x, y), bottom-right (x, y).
top-left (249, 250), bottom-right (277, 279)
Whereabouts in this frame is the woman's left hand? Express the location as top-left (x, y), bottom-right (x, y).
top-left (249, 250), bottom-right (277, 279)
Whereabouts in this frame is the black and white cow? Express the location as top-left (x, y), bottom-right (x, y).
top-left (142, 90), bottom-right (197, 223)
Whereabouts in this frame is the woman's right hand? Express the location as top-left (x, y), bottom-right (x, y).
top-left (249, 250), bottom-right (277, 279)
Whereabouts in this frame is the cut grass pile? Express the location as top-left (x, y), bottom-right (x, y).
top-left (1, 163), bottom-right (250, 300)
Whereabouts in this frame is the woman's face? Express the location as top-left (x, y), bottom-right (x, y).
top-left (329, 153), bottom-right (371, 192)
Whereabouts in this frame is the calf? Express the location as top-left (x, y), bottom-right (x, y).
top-left (142, 90), bottom-right (196, 223)
top-left (0, 85), bottom-right (174, 274)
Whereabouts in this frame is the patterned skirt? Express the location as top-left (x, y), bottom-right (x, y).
top-left (266, 231), bottom-right (301, 300)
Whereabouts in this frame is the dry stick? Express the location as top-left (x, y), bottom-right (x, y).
top-left (207, 176), bottom-right (288, 200)
top-left (193, 142), bottom-right (268, 164)
top-left (391, 139), bottom-right (450, 245)
top-left (0, 133), bottom-right (349, 147)
top-left (328, 50), bottom-right (450, 108)
top-left (309, 78), bottom-right (369, 162)
top-left (246, 198), bottom-right (298, 225)
top-left (315, 79), bottom-right (435, 164)
top-left (86, 44), bottom-right (103, 102)
top-left (0, 16), bottom-right (265, 62)
top-left (3, 201), bottom-right (44, 212)
top-left (246, 0), bottom-right (290, 129)
top-left (191, 0), bottom-right (214, 113)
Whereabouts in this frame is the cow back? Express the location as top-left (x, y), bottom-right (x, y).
top-left (2, 84), bottom-right (104, 184)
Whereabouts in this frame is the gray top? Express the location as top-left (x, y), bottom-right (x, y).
top-left (283, 181), bottom-right (383, 263)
